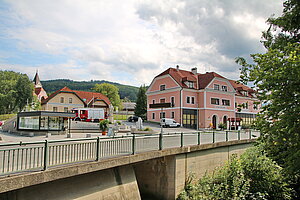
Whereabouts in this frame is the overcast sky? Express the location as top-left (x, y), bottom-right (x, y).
top-left (0, 0), bottom-right (283, 86)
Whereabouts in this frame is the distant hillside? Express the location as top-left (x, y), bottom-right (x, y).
top-left (41, 79), bottom-right (139, 102)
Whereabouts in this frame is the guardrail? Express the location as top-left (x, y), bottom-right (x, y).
top-left (0, 130), bottom-right (259, 176)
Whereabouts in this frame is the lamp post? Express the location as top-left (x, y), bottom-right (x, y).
top-left (149, 103), bottom-right (172, 150)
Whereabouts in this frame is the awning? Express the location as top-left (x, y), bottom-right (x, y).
top-left (228, 117), bottom-right (242, 122)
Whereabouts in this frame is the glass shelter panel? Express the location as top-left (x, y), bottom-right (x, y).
top-left (18, 116), bottom-right (39, 130)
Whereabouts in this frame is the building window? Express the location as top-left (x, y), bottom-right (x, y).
top-left (254, 104), bottom-right (258, 110)
top-left (171, 97), bottom-right (175, 107)
top-left (152, 99), bottom-right (155, 104)
top-left (160, 98), bottom-right (166, 103)
top-left (235, 102), bottom-right (237, 108)
top-left (191, 97), bottom-right (195, 104)
top-left (160, 85), bottom-right (166, 91)
top-left (186, 81), bottom-right (194, 88)
top-left (64, 107), bottom-right (68, 112)
top-left (187, 96), bottom-right (190, 104)
top-left (211, 98), bottom-right (219, 105)
top-left (53, 107), bottom-right (58, 112)
top-left (160, 112), bottom-right (166, 119)
top-left (214, 84), bottom-right (220, 90)
top-left (60, 97), bottom-right (64, 103)
top-left (152, 113), bottom-right (155, 119)
top-left (245, 102), bottom-right (249, 109)
top-left (222, 99), bottom-right (230, 106)
top-left (241, 91), bottom-right (248, 96)
top-left (69, 98), bottom-right (72, 103)
top-left (221, 85), bottom-right (228, 92)
top-left (171, 112), bottom-right (175, 118)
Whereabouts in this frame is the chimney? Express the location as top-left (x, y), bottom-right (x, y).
top-left (191, 67), bottom-right (197, 75)
top-left (176, 65), bottom-right (179, 71)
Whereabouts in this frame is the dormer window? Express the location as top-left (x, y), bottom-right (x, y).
top-left (241, 91), bottom-right (248, 96)
top-left (160, 85), bottom-right (166, 91)
top-left (221, 85), bottom-right (227, 92)
top-left (214, 84), bottom-right (220, 90)
top-left (185, 81), bottom-right (194, 88)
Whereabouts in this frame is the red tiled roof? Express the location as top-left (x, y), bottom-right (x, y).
top-left (41, 86), bottom-right (111, 106)
top-left (73, 90), bottom-right (111, 106)
top-left (155, 67), bottom-right (255, 98)
top-left (156, 68), bottom-right (198, 88)
top-left (198, 72), bottom-right (226, 89)
top-left (228, 80), bottom-right (254, 97)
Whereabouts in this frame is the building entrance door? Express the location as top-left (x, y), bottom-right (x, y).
top-left (212, 115), bottom-right (217, 129)
top-left (223, 116), bottom-right (227, 129)
top-left (183, 109), bottom-right (197, 129)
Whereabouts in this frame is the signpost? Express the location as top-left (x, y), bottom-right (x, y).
top-left (149, 103), bottom-right (172, 150)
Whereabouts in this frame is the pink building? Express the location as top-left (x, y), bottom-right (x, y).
top-left (146, 66), bottom-right (260, 129)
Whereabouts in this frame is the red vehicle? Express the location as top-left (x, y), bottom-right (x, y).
top-left (72, 108), bottom-right (106, 122)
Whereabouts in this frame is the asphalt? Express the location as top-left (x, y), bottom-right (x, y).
top-left (0, 120), bottom-right (196, 144)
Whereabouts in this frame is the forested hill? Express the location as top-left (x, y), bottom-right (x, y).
top-left (41, 79), bottom-right (139, 102)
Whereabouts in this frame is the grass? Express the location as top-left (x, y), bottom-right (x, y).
top-left (0, 114), bottom-right (16, 121)
top-left (113, 114), bottom-right (132, 120)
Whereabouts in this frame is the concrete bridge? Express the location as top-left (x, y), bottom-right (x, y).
top-left (0, 132), bottom-right (255, 200)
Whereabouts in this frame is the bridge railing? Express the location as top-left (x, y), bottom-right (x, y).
top-left (0, 129), bottom-right (260, 176)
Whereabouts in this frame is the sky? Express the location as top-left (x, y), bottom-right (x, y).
top-left (0, 0), bottom-right (283, 86)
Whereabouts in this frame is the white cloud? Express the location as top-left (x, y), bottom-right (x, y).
top-left (1, 0), bottom-right (283, 86)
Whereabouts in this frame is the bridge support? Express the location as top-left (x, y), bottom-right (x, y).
top-left (134, 143), bottom-right (252, 199)
top-left (0, 165), bottom-right (141, 200)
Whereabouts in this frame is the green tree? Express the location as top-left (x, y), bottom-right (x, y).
top-left (15, 74), bottom-right (33, 111)
top-left (235, 0), bottom-right (300, 192)
top-left (134, 85), bottom-right (147, 120)
top-left (93, 83), bottom-right (121, 109)
top-left (0, 70), bottom-right (33, 114)
top-left (177, 147), bottom-right (293, 200)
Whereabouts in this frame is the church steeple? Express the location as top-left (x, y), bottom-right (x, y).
top-left (33, 70), bottom-right (42, 88)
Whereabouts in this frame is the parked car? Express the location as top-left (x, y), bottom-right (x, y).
top-left (128, 116), bottom-right (139, 122)
top-left (160, 118), bottom-right (180, 128)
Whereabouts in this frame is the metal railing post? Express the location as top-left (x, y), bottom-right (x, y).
top-left (238, 130), bottom-right (240, 140)
top-left (226, 131), bottom-right (228, 141)
top-left (43, 140), bottom-right (49, 171)
top-left (159, 133), bottom-right (163, 150)
top-left (132, 134), bottom-right (136, 155)
top-left (198, 132), bottom-right (201, 145)
top-left (96, 137), bottom-right (100, 161)
top-left (181, 132), bottom-right (184, 147)
top-left (213, 131), bottom-right (215, 143)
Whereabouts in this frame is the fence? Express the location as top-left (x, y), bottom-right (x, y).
top-left (0, 130), bottom-right (259, 176)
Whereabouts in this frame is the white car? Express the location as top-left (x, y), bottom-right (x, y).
top-left (160, 118), bottom-right (180, 128)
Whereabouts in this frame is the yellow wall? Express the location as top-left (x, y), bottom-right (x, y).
top-left (42, 92), bottom-right (84, 112)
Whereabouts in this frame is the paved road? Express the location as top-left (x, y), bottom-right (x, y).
top-left (0, 120), bottom-right (195, 143)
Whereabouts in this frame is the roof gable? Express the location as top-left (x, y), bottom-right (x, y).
top-left (155, 68), bottom-right (198, 88)
top-left (41, 86), bottom-right (111, 106)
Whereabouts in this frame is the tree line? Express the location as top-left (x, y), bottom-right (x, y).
top-left (41, 79), bottom-right (139, 102)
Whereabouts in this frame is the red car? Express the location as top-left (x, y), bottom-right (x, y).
top-left (0, 121), bottom-right (3, 126)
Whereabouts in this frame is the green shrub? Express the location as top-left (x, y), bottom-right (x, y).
top-left (241, 124), bottom-right (251, 129)
top-left (116, 121), bottom-right (121, 125)
top-left (177, 147), bottom-right (293, 200)
top-left (0, 114), bottom-right (16, 121)
top-left (99, 119), bottom-right (109, 132)
top-left (218, 123), bottom-right (226, 129)
top-left (143, 127), bottom-right (152, 131)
